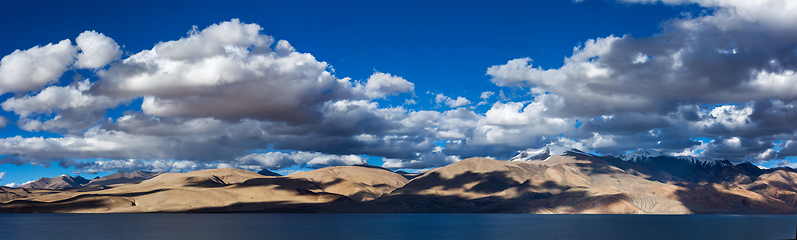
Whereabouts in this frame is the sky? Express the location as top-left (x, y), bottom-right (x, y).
top-left (1, 0), bottom-right (797, 186)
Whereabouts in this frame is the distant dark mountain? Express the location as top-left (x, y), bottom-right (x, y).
top-left (17, 171), bottom-right (160, 190)
top-left (512, 147), bottom-right (773, 184)
top-left (20, 175), bottom-right (90, 190)
top-left (86, 171), bottom-right (161, 186)
top-left (257, 169), bottom-right (281, 177)
top-left (606, 149), bottom-right (768, 184)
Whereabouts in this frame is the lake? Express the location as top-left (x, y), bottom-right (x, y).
top-left (1, 214), bottom-right (795, 240)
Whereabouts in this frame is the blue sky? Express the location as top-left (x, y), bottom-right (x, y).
top-left (1, 0), bottom-right (797, 186)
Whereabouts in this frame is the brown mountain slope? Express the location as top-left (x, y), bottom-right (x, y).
top-left (20, 175), bottom-right (90, 190)
top-left (748, 170), bottom-right (797, 206)
top-left (373, 157), bottom-right (670, 213)
top-left (0, 187), bottom-right (60, 203)
top-left (287, 165), bottom-right (409, 201)
top-left (373, 155), bottom-right (797, 214)
top-left (86, 171), bottom-right (160, 186)
top-left (4, 155), bottom-right (797, 214)
top-left (0, 168), bottom-right (347, 213)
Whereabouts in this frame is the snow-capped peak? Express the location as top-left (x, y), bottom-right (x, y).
top-left (511, 145), bottom-right (580, 161)
top-left (619, 149), bottom-right (662, 162)
top-left (671, 156), bottom-right (732, 167)
top-left (618, 149), bottom-right (731, 166)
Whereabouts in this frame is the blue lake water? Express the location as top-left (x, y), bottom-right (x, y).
top-left (1, 213), bottom-right (795, 240)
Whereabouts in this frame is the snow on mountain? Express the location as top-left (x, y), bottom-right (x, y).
top-left (510, 145), bottom-right (581, 161)
top-left (511, 145), bottom-right (735, 169)
top-left (618, 149), bottom-right (731, 167)
top-left (618, 149), bottom-right (662, 162)
top-left (671, 156), bottom-right (732, 167)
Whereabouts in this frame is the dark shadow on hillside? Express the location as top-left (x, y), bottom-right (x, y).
top-left (351, 164), bottom-right (392, 172)
top-left (399, 171), bottom-right (526, 194)
top-left (237, 176), bottom-right (400, 202)
top-left (673, 183), bottom-right (796, 214)
top-left (0, 189), bottom-right (167, 213)
top-left (395, 171), bottom-right (421, 180)
top-left (606, 156), bottom-right (771, 185)
top-left (182, 176), bottom-right (231, 188)
top-left (371, 185), bottom-right (602, 213)
top-left (561, 152), bottom-right (797, 214)
top-left (377, 169), bottom-right (614, 213)
top-left (233, 177), bottom-right (324, 192)
top-left (562, 152), bottom-right (629, 175)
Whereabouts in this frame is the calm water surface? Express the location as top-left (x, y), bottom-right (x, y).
top-left (1, 214), bottom-right (795, 240)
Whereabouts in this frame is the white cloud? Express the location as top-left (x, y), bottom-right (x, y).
top-left (1, 79), bottom-right (120, 118)
top-left (475, 0), bottom-right (797, 163)
top-left (74, 30), bottom-right (122, 69)
top-left (690, 104), bottom-right (754, 134)
top-left (364, 71), bottom-right (414, 99)
top-left (435, 94), bottom-right (470, 108)
top-left (236, 151), bottom-right (366, 170)
top-left (0, 171), bottom-right (5, 181)
top-left (90, 19), bottom-right (362, 124)
top-left (480, 91), bottom-right (494, 100)
top-left (0, 39), bottom-right (76, 94)
top-left (274, 40), bottom-right (296, 56)
top-left (0, 116), bottom-right (7, 129)
top-left (4, 5), bottom-right (797, 174)
top-left (0, 127), bottom-right (169, 163)
top-left (486, 2), bottom-right (797, 116)
top-left (72, 159), bottom-right (204, 174)
top-left (382, 146), bottom-right (461, 169)
top-left (695, 137), bottom-right (775, 163)
top-left (624, 0), bottom-right (797, 30)
top-left (153, 19), bottom-right (272, 61)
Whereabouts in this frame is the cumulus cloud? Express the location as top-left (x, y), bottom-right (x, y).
top-left (435, 94), bottom-right (471, 108)
top-left (154, 19), bottom-right (272, 61)
top-left (477, 91), bottom-right (495, 106)
top-left (91, 19), bottom-right (361, 124)
top-left (4, 182), bottom-right (19, 188)
top-left (696, 137), bottom-right (775, 163)
top-left (234, 151), bottom-right (365, 170)
top-left (67, 151), bottom-right (366, 174)
top-left (74, 31), bottom-right (122, 69)
top-left (0, 171), bottom-right (5, 181)
top-left (624, 0), bottom-right (797, 30)
top-left (0, 127), bottom-right (182, 165)
top-left (0, 116), bottom-right (7, 129)
top-left (481, 0), bottom-right (797, 163)
top-left (383, 146), bottom-right (461, 169)
top-left (0, 79), bottom-right (124, 133)
top-left (487, 4), bottom-right (797, 116)
top-left (69, 159), bottom-right (204, 174)
top-left (363, 71), bottom-right (414, 99)
top-left (3, 3), bottom-right (797, 175)
top-left (0, 39), bottom-right (76, 94)
top-left (0, 17), bottom-right (452, 169)
top-left (2, 79), bottom-right (119, 118)
top-left (480, 91), bottom-right (494, 100)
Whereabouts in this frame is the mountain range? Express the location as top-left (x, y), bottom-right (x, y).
top-left (2, 148), bottom-right (797, 214)
top-left (16, 171), bottom-right (163, 190)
